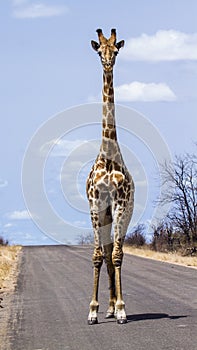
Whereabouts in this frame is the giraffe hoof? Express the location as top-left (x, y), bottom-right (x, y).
top-left (88, 317), bottom-right (98, 325)
top-left (117, 318), bottom-right (127, 324)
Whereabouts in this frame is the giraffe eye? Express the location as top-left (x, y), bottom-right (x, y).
top-left (114, 51), bottom-right (118, 56)
top-left (98, 51), bottom-right (101, 56)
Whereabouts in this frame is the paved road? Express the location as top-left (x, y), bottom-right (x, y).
top-left (4, 246), bottom-right (197, 350)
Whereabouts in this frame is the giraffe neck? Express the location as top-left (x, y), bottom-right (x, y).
top-left (101, 70), bottom-right (118, 157)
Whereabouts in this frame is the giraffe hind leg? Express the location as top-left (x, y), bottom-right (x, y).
top-left (88, 205), bottom-right (109, 325)
top-left (112, 203), bottom-right (134, 324)
top-left (101, 206), bottom-right (117, 319)
top-left (104, 242), bottom-right (117, 319)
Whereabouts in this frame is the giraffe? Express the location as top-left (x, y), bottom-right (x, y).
top-left (86, 29), bottom-right (134, 325)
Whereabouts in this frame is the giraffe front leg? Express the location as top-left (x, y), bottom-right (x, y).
top-left (112, 240), bottom-right (127, 324)
top-left (114, 266), bottom-right (127, 324)
top-left (105, 268), bottom-right (116, 319)
top-left (88, 247), bottom-right (103, 325)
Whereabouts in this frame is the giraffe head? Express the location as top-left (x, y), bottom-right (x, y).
top-left (91, 29), bottom-right (124, 72)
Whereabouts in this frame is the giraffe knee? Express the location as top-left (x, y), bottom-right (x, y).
top-left (112, 255), bottom-right (123, 267)
top-left (92, 248), bottom-right (103, 268)
top-left (112, 242), bottom-right (123, 267)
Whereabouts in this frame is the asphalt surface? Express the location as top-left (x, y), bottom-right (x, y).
top-left (3, 245), bottom-right (197, 350)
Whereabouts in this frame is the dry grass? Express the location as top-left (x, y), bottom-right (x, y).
top-left (0, 246), bottom-right (21, 350)
top-left (124, 245), bottom-right (197, 268)
top-left (0, 245), bottom-right (22, 292)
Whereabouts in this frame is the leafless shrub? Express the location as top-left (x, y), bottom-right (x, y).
top-left (0, 236), bottom-right (8, 246)
top-left (125, 224), bottom-right (146, 247)
top-left (77, 232), bottom-right (94, 245)
top-left (158, 151), bottom-right (197, 246)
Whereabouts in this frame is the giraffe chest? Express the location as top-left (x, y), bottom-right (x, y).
top-left (92, 169), bottom-right (124, 188)
top-left (86, 158), bottom-right (133, 204)
top-left (90, 158), bottom-right (126, 185)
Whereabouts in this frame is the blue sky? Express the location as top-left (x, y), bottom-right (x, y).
top-left (0, 0), bottom-right (197, 245)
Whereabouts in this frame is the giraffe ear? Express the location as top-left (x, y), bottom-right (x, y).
top-left (91, 40), bottom-right (100, 52)
top-left (116, 40), bottom-right (125, 50)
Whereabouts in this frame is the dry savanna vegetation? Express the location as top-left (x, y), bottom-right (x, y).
top-left (124, 223), bottom-right (197, 268)
top-left (0, 244), bottom-right (22, 292)
top-left (124, 245), bottom-right (197, 268)
top-left (123, 151), bottom-right (197, 268)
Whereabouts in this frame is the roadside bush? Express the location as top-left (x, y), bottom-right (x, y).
top-left (0, 236), bottom-right (9, 246)
top-left (77, 232), bottom-right (94, 245)
top-left (150, 222), bottom-right (196, 253)
top-left (125, 224), bottom-right (146, 247)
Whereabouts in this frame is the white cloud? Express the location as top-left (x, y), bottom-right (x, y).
top-left (7, 210), bottom-right (32, 220)
top-left (12, 1), bottom-right (68, 19)
top-left (0, 179), bottom-right (8, 188)
top-left (52, 140), bottom-right (89, 157)
top-left (40, 139), bottom-right (89, 157)
top-left (72, 220), bottom-right (87, 227)
top-left (115, 81), bottom-right (176, 102)
top-left (4, 223), bottom-right (14, 228)
top-left (89, 81), bottom-right (176, 102)
top-left (121, 30), bottom-right (197, 61)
